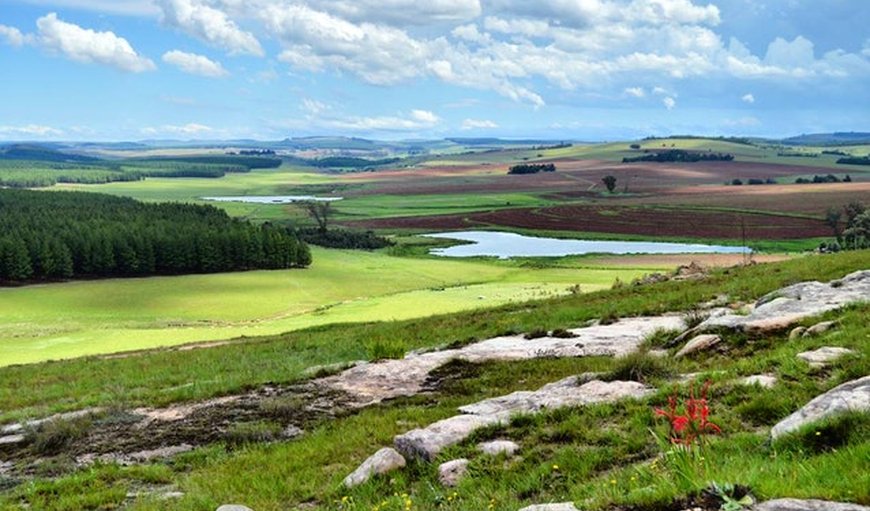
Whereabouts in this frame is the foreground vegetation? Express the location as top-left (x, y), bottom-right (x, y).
top-left (0, 250), bottom-right (867, 510)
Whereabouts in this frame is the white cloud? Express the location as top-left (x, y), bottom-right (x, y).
top-left (322, 110), bottom-right (441, 131)
top-left (162, 50), bottom-right (228, 77)
top-left (410, 110), bottom-right (440, 123)
top-left (301, 98), bottom-right (329, 115)
top-left (0, 124), bottom-right (64, 137)
top-left (461, 118), bottom-right (498, 130)
top-left (141, 123), bottom-right (215, 136)
top-left (156, 0), bottom-right (263, 56)
top-left (662, 96), bottom-right (676, 109)
top-left (741, 93), bottom-right (755, 103)
top-left (652, 86), bottom-right (669, 95)
top-left (624, 87), bottom-right (646, 98)
top-left (36, 13), bottom-right (156, 72)
top-left (0, 24), bottom-right (29, 47)
top-left (306, 0), bottom-right (481, 26)
top-left (16, 0), bottom-right (158, 16)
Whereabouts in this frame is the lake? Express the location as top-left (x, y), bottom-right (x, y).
top-left (202, 196), bottom-right (343, 204)
top-left (424, 231), bottom-right (750, 258)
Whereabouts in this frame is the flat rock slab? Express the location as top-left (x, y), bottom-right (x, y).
top-left (771, 376), bottom-right (870, 439)
top-left (675, 334), bottom-right (721, 358)
top-left (395, 379), bottom-right (651, 461)
top-left (0, 408), bottom-right (103, 436)
top-left (753, 499), bottom-right (870, 511)
top-left (700, 270), bottom-right (870, 333)
top-left (518, 504), bottom-right (580, 511)
top-left (343, 447), bottom-right (406, 488)
top-left (797, 347), bottom-right (855, 367)
top-left (323, 316), bottom-right (682, 406)
top-left (216, 506), bottom-right (254, 511)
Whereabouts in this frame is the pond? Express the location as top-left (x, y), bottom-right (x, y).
top-left (424, 231), bottom-right (750, 258)
top-left (202, 196), bottom-right (343, 204)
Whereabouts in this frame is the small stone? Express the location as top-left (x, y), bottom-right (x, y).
top-left (796, 347), bottom-right (855, 367)
top-left (803, 321), bottom-right (838, 337)
top-left (647, 349), bottom-right (669, 359)
top-left (216, 506), bottom-right (254, 511)
top-left (477, 440), bottom-right (519, 456)
top-left (343, 447), bottom-right (406, 488)
top-left (518, 503), bottom-right (580, 511)
top-left (739, 374), bottom-right (777, 389)
top-left (282, 425), bottom-right (304, 439)
top-left (753, 499), bottom-right (870, 511)
top-left (675, 334), bottom-right (721, 358)
top-left (438, 459), bottom-right (469, 487)
top-left (788, 326), bottom-right (806, 341)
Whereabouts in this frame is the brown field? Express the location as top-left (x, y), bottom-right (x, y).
top-left (349, 204), bottom-right (831, 240)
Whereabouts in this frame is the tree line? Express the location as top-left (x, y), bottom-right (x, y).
top-left (0, 189), bottom-right (310, 284)
top-left (508, 163), bottom-right (556, 175)
top-left (622, 150), bottom-right (734, 163)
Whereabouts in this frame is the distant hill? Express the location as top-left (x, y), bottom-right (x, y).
top-left (0, 144), bottom-right (100, 163)
top-left (782, 132), bottom-right (870, 146)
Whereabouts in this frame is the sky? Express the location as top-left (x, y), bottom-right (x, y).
top-left (0, 0), bottom-right (868, 141)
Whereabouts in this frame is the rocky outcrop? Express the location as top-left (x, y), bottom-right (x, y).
top-left (438, 459), bottom-right (469, 487)
top-left (797, 347), bottom-right (855, 367)
top-left (343, 447), bottom-right (407, 488)
top-left (771, 376), bottom-right (870, 439)
top-left (321, 316), bottom-right (683, 406)
top-left (698, 270), bottom-right (870, 334)
top-left (753, 499), bottom-right (870, 511)
top-left (517, 503), bottom-right (580, 511)
top-left (395, 379), bottom-right (651, 461)
top-left (675, 334), bottom-right (721, 358)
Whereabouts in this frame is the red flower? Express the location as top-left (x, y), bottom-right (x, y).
top-left (654, 380), bottom-right (721, 445)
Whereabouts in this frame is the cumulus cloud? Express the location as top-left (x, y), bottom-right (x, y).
top-left (624, 87), bottom-right (646, 98)
top-left (461, 118), bottom-right (498, 130)
top-left (156, 0), bottom-right (263, 56)
top-left (741, 93), bottom-right (755, 103)
top-left (16, 0), bottom-right (159, 16)
top-left (36, 13), bottom-right (156, 72)
top-left (0, 124), bottom-right (64, 137)
top-left (141, 123), bottom-right (214, 136)
top-left (662, 96), bottom-right (676, 109)
top-left (307, 0), bottom-right (481, 26)
top-left (162, 50), bottom-right (228, 77)
top-left (323, 110), bottom-right (441, 131)
top-left (0, 24), bottom-right (29, 46)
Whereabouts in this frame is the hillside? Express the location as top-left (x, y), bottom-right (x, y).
top-left (0, 251), bottom-right (867, 510)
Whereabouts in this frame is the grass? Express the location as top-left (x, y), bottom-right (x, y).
top-left (0, 247), bottom-right (655, 366)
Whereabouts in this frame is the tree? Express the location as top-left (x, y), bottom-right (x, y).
top-left (602, 175), bottom-right (617, 193)
top-left (843, 211), bottom-right (870, 249)
top-left (825, 207), bottom-right (843, 244)
top-left (302, 201), bottom-right (333, 233)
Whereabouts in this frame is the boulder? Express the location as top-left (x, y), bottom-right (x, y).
top-left (753, 499), bottom-right (870, 511)
top-left (739, 374), bottom-right (777, 389)
top-left (675, 334), bottom-right (721, 358)
top-left (438, 459), bottom-right (469, 487)
top-left (771, 376), bottom-right (870, 439)
top-left (518, 503), bottom-right (580, 511)
top-left (796, 347), bottom-right (855, 367)
top-left (788, 326), bottom-right (806, 341)
top-left (216, 506), bottom-right (254, 511)
top-left (803, 321), bottom-right (838, 337)
top-left (395, 415), bottom-right (504, 462)
top-left (342, 447), bottom-right (406, 488)
top-left (478, 440), bottom-right (520, 456)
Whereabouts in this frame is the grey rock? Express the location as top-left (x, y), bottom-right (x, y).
top-left (675, 334), bottom-right (721, 358)
top-left (753, 499), bottom-right (870, 511)
top-left (771, 376), bottom-right (870, 439)
top-left (343, 447), bottom-right (406, 488)
top-left (0, 434), bottom-right (25, 446)
top-left (739, 374), bottom-right (777, 389)
top-left (0, 408), bottom-right (103, 436)
top-left (282, 425), bottom-right (304, 439)
top-left (797, 347), bottom-right (855, 367)
top-left (321, 316), bottom-right (683, 406)
top-left (438, 458), bottom-right (469, 487)
top-left (396, 379), bottom-right (651, 461)
top-left (518, 503), bottom-right (580, 511)
top-left (803, 321), bottom-right (838, 337)
top-left (700, 270), bottom-right (870, 333)
top-left (788, 326), bottom-right (807, 341)
top-left (647, 349), bottom-right (669, 358)
top-left (216, 506), bottom-right (254, 511)
top-left (478, 440), bottom-right (519, 456)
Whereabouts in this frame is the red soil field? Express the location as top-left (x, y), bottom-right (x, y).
top-left (348, 205), bottom-right (832, 240)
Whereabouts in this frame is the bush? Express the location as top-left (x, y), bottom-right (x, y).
top-left (295, 228), bottom-right (393, 250)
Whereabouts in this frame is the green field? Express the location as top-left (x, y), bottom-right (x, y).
top-left (0, 247), bottom-right (659, 366)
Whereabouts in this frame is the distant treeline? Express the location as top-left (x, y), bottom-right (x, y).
top-left (642, 136), bottom-right (755, 146)
top-left (230, 149), bottom-right (276, 156)
top-left (296, 228), bottom-right (393, 250)
top-left (312, 157), bottom-right (401, 169)
top-left (508, 163), bottom-right (556, 175)
top-left (777, 152), bottom-right (819, 158)
top-left (795, 174), bottom-right (852, 184)
top-left (730, 178), bottom-right (777, 186)
top-left (623, 150), bottom-right (734, 163)
top-left (0, 189), bottom-right (310, 283)
top-left (836, 156), bottom-right (870, 166)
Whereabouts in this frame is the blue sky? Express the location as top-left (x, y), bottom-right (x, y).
top-left (1, 0), bottom-right (868, 141)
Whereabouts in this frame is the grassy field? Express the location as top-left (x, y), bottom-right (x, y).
top-left (0, 247), bottom-right (659, 367)
top-left (1, 250), bottom-right (867, 510)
